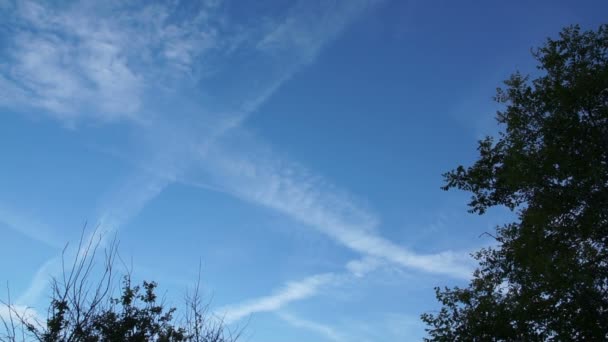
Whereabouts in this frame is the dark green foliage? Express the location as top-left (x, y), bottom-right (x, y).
top-left (41, 278), bottom-right (187, 342)
top-left (422, 24), bottom-right (608, 341)
top-left (1, 233), bottom-right (239, 342)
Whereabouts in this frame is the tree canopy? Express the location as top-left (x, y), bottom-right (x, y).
top-left (1, 234), bottom-right (239, 342)
top-left (422, 24), bottom-right (608, 341)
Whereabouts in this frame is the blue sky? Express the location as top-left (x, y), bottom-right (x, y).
top-left (0, 0), bottom-right (606, 340)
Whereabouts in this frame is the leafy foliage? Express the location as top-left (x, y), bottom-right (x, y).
top-left (1, 231), bottom-right (240, 342)
top-left (422, 24), bottom-right (608, 341)
top-left (41, 278), bottom-right (187, 342)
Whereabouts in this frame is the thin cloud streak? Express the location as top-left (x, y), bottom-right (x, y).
top-left (216, 273), bottom-right (336, 324)
top-left (346, 256), bottom-right (385, 278)
top-left (195, 134), bottom-right (473, 325)
top-left (199, 141), bottom-right (474, 279)
top-left (16, 257), bottom-right (60, 305)
top-left (0, 204), bottom-right (63, 249)
top-left (15, 173), bottom-right (170, 306)
top-left (216, 254), bottom-right (384, 326)
top-left (0, 304), bottom-right (42, 329)
top-left (277, 312), bottom-right (345, 342)
top-left (218, 273), bottom-right (336, 325)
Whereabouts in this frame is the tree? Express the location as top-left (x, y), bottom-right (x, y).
top-left (421, 24), bottom-right (608, 341)
top-left (1, 229), bottom-right (241, 342)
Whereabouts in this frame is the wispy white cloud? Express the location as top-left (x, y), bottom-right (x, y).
top-left (199, 139), bottom-right (474, 279)
top-left (5, 1), bottom-right (140, 122)
top-left (220, 265), bottom-right (427, 340)
top-left (16, 257), bottom-right (60, 305)
top-left (16, 171), bottom-right (173, 306)
top-left (218, 273), bottom-right (336, 325)
top-left (345, 256), bottom-right (384, 278)
top-left (250, 0), bottom-right (382, 95)
top-left (0, 304), bottom-right (42, 330)
top-left (16, 142), bottom-right (186, 305)
top-left (195, 127), bottom-right (474, 326)
top-left (0, 204), bottom-right (63, 248)
top-left (277, 312), bottom-right (345, 342)
top-left (257, 0), bottom-right (378, 64)
top-left (216, 253), bottom-right (419, 326)
top-left (2, 0), bottom-right (380, 127)
top-left (1, 0), bottom-right (224, 123)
